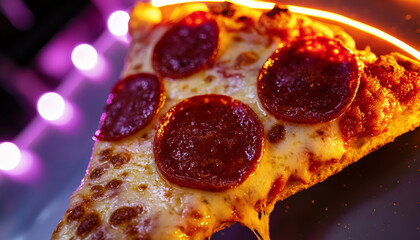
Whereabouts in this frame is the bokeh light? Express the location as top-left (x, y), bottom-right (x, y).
top-left (5, 150), bottom-right (42, 183)
top-left (0, 142), bottom-right (21, 171)
top-left (78, 54), bottom-right (109, 80)
top-left (37, 92), bottom-right (66, 121)
top-left (71, 43), bottom-right (98, 70)
top-left (108, 10), bottom-right (130, 36)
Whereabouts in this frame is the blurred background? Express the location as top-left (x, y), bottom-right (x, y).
top-left (0, 0), bottom-right (419, 239)
top-left (0, 0), bottom-right (133, 141)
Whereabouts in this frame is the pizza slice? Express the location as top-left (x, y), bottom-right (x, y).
top-left (52, 2), bottom-right (420, 240)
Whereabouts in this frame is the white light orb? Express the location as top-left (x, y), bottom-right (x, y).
top-left (37, 92), bottom-right (66, 121)
top-left (71, 44), bottom-right (98, 70)
top-left (108, 10), bottom-right (130, 36)
top-left (0, 142), bottom-right (21, 171)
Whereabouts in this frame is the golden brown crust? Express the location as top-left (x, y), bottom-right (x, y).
top-left (277, 54), bottom-right (420, 203)
top-left (279, 108), bottom-right (420, 201)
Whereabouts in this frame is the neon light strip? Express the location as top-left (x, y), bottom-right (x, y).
top-left (150, 0), bottom-right (420, 61)
top-left (151, 0), bottom-right (222, 7)
top-left (287, 5), bottom-right (420, 61)
top-left (151, 0), bottom-right (275, 9)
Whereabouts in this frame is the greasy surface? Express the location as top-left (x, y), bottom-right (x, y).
top-left (258, 36), bottom-right (360, 123)
top-left (96, 73), bottom-right (165, 141)
top-left (53, 4), bottom-right (350, 239)
top-left (152, 11), bottom-right (219, 79)
top-left (154, 94), bottom-right (263, 191)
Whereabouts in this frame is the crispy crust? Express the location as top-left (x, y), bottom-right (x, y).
top-left (278, 53), bottom-right (420, 202)
top-left (278, 107), bottom-right (420, 202)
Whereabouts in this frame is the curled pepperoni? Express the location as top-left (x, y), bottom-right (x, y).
top-left (258, 36), bottom-right (360, 123)
top-left (154, 94), bottom-right (263, 191)
top-left (96, 73), bottom-right (165, 141)
top-left (152, 11), bottom-right (219, 79)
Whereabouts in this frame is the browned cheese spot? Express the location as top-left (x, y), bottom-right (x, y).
top-left (316, 129), bottom-right (325, 136)
top-left (189, 210), bottom-right (203, 219)
top-left (110, 206), bottom-right (143, 226)
top-left (234, 51), bottom-right (259, 69)
top-left (132, 63), bottom-right (143, 70)
top-left (67, 205), bottom-right (85, 221)
top-left (180, 209), bottom-right (208, 237)
top-left (91, 185), bottom-right (105, 199)
top-left (267, 124), bottom-right (286, 143)
top-left (121, 172), bottom-right (129, 178)
top-left (125, 223), bottom-right (139, 236)
top-left (110, 153), bottom-right (131, 167)
top-left (232, 35), bottom-right (244, 42)
top-left (90, 167), bottom-right (105, 180)
top-left (106, 179), bottom-right (123, 190)
top-left (77, 213), bottom-right (101, 236)
top-left (138, 184), bottom-right (148, 192)
top-left (164, 189), bottom-right (173, 198)
top-left (125, 218), bottom-right (153, 239)
top-left (91, 230), bottom-right (105, 240)
top-left (144, 164), bottom-right (152, 174)
top-left (205, 75), bottom-right (215, 83)
top-left (98, 148), bottom-right (113, 162)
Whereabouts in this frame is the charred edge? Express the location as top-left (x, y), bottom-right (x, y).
top-left (265, 6), bottom-right (289, 18)
top-left (209, 2), bottom-right (236, 17)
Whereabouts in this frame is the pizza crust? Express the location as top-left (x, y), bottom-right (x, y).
top-left (278, 107), bottom-right (420, 203)
top-left (279, 52), bottom-right (420, 202)
top-left (52, 2), bottom-right (420, 240)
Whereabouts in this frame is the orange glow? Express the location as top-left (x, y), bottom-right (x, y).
top-left (151, 0), bottom-right (275, 9)
top-left (151, 0), bottom-right (220, 7)
top-left (150, 0), bottom-right (420, 61)
top-left (131, 3), bottom-right (162, 24)
top-left (287, 5), bottom-right (420, 61)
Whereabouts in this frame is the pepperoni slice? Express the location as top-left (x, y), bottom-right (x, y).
top-left (258, 36), bottom-right (360, 123)
top-left (154, 94), bottom-right (263, 191)
top-left (96, 73), bottom-right (164, 141)
top-left (152, 11), bottom-right (219, 79)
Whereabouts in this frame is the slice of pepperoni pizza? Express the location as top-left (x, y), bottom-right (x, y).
top-left (52, 2), bottom-right (420, 240)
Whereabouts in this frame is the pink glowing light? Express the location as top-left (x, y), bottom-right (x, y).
top-left (5, 150), bottom-right (42, 183)
top-left (49, 100), bottom-right (77, 127)
top-left (37, 92), bottom-right (66, 121)
top-left (0, 142), bottom-right (21, 171)
top-left (108, 10), bottom-right (130, 36)
top-left (71, 43), bottom-right (98, 70)
top-left (78, 54), bottom-right (109, 80)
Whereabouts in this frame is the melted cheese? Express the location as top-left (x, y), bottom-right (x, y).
top-left (127, 7), bottom-right (345, 238)
top-left (53, 4), bottom-right (353, 240)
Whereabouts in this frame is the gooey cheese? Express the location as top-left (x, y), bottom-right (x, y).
top-left (54, 4), bottom-right (353, 240)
